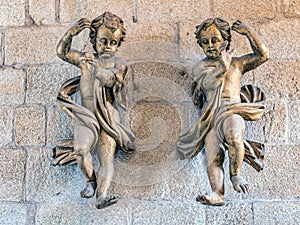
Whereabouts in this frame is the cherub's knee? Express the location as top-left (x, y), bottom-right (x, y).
top-left (225, 130), bottom-right (243, 147)
top-left (74, 142), bottom-right (91, 156)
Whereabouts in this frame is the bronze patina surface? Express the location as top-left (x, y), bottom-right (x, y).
top-left (177, 18), bottom-right (269, 206)
top-left (54, 12), bottom-right (135, 209)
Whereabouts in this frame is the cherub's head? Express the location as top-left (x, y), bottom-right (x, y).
top-left (89, 12), bottom-right (126, 58)
top-left (195, 18), bottom-right (231, 59)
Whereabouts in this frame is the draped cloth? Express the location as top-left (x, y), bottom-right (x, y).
top-left (53, 76), bottom-right (135, 166)
top-left (176, 75), bottom-right (266, 172)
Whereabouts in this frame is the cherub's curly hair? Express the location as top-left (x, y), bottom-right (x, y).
top-left (195, 18), bottom-right (231, 51)
top-left (89, 12), bottom-right (126, 52)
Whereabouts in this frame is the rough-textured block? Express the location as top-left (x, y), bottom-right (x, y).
top-left (131, 61), bottom-right (193, 102)
top-left (0, 68), bottom-right (25, 105)
top-left (167, 154), bottom-right (211, 201)
top-left (29, 0), bottom-right (56, 25)
top-left (253, 60), bottom-right (300, 100)
top-left (15, 105), bottom-right (46, 146)
top-left (36, 202), bottom-right (129, 225)
top-left (117, 41), bottom-right (177, 62)
top-left (137, 0), bottom-right (210, 23)
top-left (132, 200), bottom-right (205, 225)
top-left (113, 144), bottom-right (187, 188)
top-left (240, 145), bottom-right (299, 200)
top-left (5, 26), bottom-right (88, 65)
top-left (0, 32), bottom-right (3, 66)
top-left (126, 22), bottom-right (175, 43)
top-left (262, 99), bottom-right (288, 144)
top-left (0, 203), bottom-right (28, 225)
top-left (288, 100), bottom-right (300, 143)
top-left (129, 103), bottom-right (182, 145)
top-left (254, 201), bottom-right (300, 225)
top-left (206, 203), bottom-right (253, 225)
top-left (117, 22), bottom-right (177, 61)
top-left (178, 20), bottom-right (206, 60)
top-left (0, 1), bottom-right (26, 26)
top-left (283, 0), bottom-right (300, 18)
top-left (0, 148), bottom-right (26, 201)
top-left (26, 64), bottom-right (79, 104)
top-left (47, 105), bottom-right (75, 146)
top-left (26, 148), bottom-right (85, 203)
top-left (213, 0), bottom-right (276, 20)
top-left (0, 107), bottom-right (14, 148)
top-left (60, 0), bottom-right (133, 24)
top-left (259, 20), bottom-right (300, 60)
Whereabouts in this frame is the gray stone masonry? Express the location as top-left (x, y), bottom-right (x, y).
top-left (0, 1), bottom-right (299, 224)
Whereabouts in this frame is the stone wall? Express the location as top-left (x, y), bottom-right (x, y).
top-left (0, 1), bottom-right (299, 224)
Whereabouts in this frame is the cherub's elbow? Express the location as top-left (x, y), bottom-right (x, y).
top-left (262, 46), bottom-right (270, 62)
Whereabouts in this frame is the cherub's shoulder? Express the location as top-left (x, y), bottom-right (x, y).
top-left (114, 56), bottom-right (128, 67)
top-left (193, 59), bottom-right (212, 76)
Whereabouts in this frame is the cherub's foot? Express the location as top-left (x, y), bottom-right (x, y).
top-left (196, 192), bottom-right (224, 206)
top-left (231, 175), bottom-right (250, 193)
top-left (95, 194), bottom-right (120, 209)
top-left (80, 181), bottom-right (96, 198)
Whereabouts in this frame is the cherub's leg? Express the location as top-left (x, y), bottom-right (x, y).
top-left (74, 123), bottom-right (96, 198)
top-left (95, 130), bottom-right (118, 209)
top-left (223, 114), bottom-right (250, 193)
top-left (197, 128), bottom-right (225, 206)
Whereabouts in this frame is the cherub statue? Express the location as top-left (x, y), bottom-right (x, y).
top-left (177, 18), bottom-right (269, 206)
top-left (55, 12), bottom-right (135, 209)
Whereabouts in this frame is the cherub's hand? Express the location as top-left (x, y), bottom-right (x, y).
top-left (68, 18), bottom-right (91, 37)
top-left (231, 20), bottom-right (251, 35)
top-left (218, 41), bottom-right (235, 72)
top-left (80, 53), bottom-right (98, 75)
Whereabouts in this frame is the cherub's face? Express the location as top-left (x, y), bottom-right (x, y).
top-left (95, 25), bottom-right (122, 58)
top-left (200, 24), bottom-right (224, 59)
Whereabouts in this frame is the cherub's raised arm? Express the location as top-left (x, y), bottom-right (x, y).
top-left (56, 18), bottom-right (90, 67)
top-left (232, 20), bottom-right (270, 73)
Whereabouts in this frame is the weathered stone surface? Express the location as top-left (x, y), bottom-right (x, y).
top-left (25, 148), bottom-right (84, 203)
top-left (0, 68), bottom-right (25, 105)
top-left (178, 20), bottom-right (205, 60)
top-left (26, 64), bottom-right (79, 104)
top-left (0, 1), bottom-right (26, 27)
top-left (5, 27), bottom-right (63, 65)
top-left (254, 201), bottom-right (300, 225)
top-left (283, 0), bottom-right (300, 18)
top-left (132, 200), bottom-right (205, 225)
top-left (259, 20), bottom-right (300, 60)
top-left (117, 41), bottom-right (177, 62)
top-left (131, 61), bottom-right (193, 102)
top-left (129, 103), bottom-right (183, 145)
top-left (0, 32), bottom-right (2, 66)
top-left (254, 60), bottom-right (300, 99)
top-left (167, 154), bottom-right (210, 202)
top-left (137, 0), bottom-right (210, 23)
top-left (213, 0), bottom-right (276, 20)
top-left (126, 22), bottom-right (175, 43)
top-left (0, 148), bottom-right (26, 201)
top-left (0, 203), bottom-right (28, 225)
top-left (0, 107), bottom-right (14, 148)
top-left (36, 202), bottom-right (128, 225)
top-left (47, 105), bottom-right (75, 146)
top-left (29, 0), bottom-right (56, 25)
top-left (288, 100), bottom-right (300, 143)
top-left (239, 145), bottom-right (299, 200)
top-left (206, 203), bottom-right (253, 225)
top-left (15, 105), bottom-right (46, 146)
top-left (60, 0), bottom-right (133, 24)
top-left (262, 99), bottom-right (288, 144)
